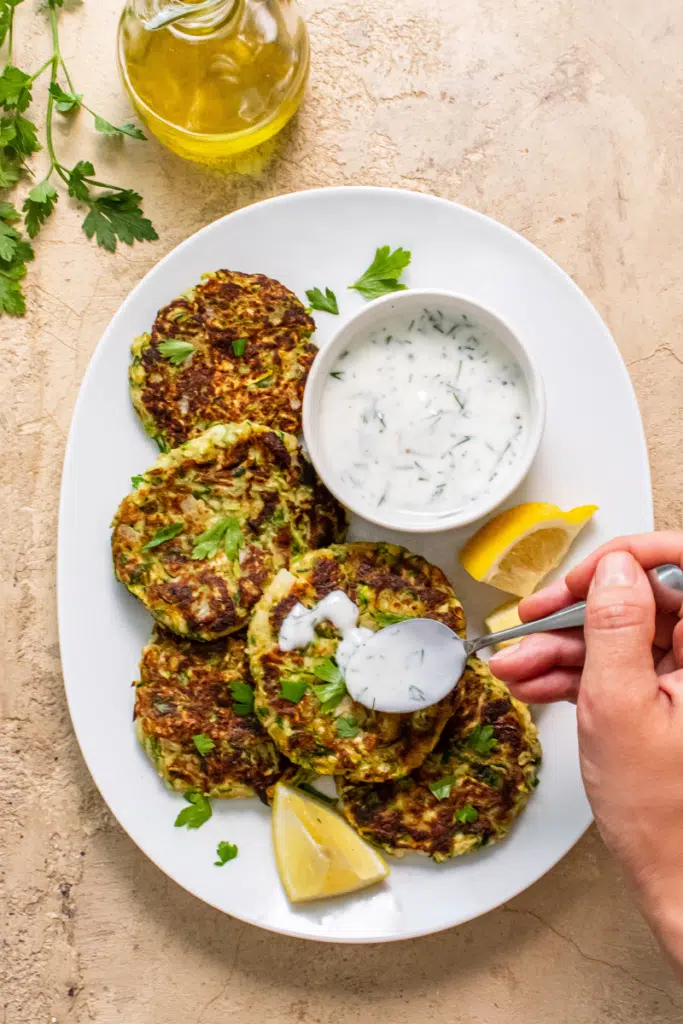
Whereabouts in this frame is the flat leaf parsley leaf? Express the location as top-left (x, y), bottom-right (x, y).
top-left (48, 81), bottom-right (82, 113)
top-left (305, 286), bottom-right (339, 315)
top-left (311, 658), bottom-right (347, 712)
top-left (215, 841), bottom-right (238, 866)
top-left (158, 338), bottom-right (194, 366)
top-left (23, 180), bottom-right (58, 238)
top-left (143, 522), bottom-right (184, 550)
top-left (313, 657), bottom-right (343, 684)
top-left (428, 775), bottom-right (457, 801)
top-left (455, 804), bottom-right (479, 824)
top-left (232, 337), bottom-right (247, 356)
top-left (94, 114), bottom-right (147, 140)
top-left (349, 246), bottom-right (411, 300)
top-left (192, 516), bottom-right (243, 561)
top-left (465, 724), bottom-right (498, 757)
top-left (281, 678), bottom-right (308, 703)
top-left (174, 791), bottom-right (212, 830)
top-left (0, 65), bottom-right (32, 112)
top-left (192, 733), bottom-right (215, 756)
top-left (82, 188), bottom-right (158, 253)
top-left (230, 679), bottom-right (254, 717)
top-left (336, 715), bottom-right (359, 738)
top-left (0, 202), bottom-right (34, 315)
top-left (131, 474), bottom-right (146, 489)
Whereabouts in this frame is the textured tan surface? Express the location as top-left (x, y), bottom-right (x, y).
top-left (2, 0), bottom-right (683, 1020)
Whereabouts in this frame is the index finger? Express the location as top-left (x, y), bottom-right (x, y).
top-left (566, 532), bottom-right (683, 597)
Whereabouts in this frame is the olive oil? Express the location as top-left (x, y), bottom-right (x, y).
top-left (118, 0), bottom-right (309, 165)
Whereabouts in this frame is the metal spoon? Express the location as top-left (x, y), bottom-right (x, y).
top-left (345, 563), bottom-right (683, 714)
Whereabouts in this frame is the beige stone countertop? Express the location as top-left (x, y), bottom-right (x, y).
top-left (3, 0), bottom-right (683, 1021)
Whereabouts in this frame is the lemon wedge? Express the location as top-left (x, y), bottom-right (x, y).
top-left (272, 784), bottom-right (389, 902)
top-left (484, 600), bottom-right (523, 649)
top-left (459, 502), bottom-right (598, 597)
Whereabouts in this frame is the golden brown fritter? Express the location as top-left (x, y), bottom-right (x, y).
top-left (129, 270), bottom-right (316, 448)
top-left (338, 659), bottom-right (541, 860)
top-left (248, 543), bottom-right (467, 782)
top-left (135, 629), bottom-right (289, 800)
top-left (112, 422), bottom-right (348, 641)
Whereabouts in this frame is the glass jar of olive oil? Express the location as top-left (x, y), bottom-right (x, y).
top-left (118, 0), bottom-right (310, 164)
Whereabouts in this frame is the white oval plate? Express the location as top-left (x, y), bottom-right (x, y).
top-left (58, 187), bottom-right (652, 943)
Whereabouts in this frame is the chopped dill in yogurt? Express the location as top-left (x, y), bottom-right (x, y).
top-left (319, 308), bottom-right (530, 517)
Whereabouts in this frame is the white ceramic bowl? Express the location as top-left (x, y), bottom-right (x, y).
top-left (303, 289), bottom-right (546, 533)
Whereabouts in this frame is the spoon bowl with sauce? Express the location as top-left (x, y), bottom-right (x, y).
top-left (303, 289), bottom-right (546, 533)
top-left (344, 563), bottom-right (683, 714)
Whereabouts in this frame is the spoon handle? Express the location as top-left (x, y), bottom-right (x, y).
top-left (466, 563), bottom-right (683, 656)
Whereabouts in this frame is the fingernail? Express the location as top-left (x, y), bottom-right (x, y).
top-left (594, 551), bottom-right (638, 589)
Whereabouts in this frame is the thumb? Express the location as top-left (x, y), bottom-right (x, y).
top-left (582, 550), bottom-right (658, 706)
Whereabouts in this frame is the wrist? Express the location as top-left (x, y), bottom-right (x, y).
top-left (638, 872), bottom-right (683, 976)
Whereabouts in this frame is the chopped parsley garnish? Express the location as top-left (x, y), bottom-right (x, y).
top-left (329, 371), bottom-right (344, 380)
top-left (349, 245), bottom-right (411, 300)
top-left (313, 657), bottom-right (343, 684)
top-left (311, 658), bottom-right (347, 712)
top-left (372, 611), bottom-right (411, 627)
top-left (281, 678), bottom-right (308, 703)
top-left (192, 733), bottom-right (215, 756)
top-left (230, 680), bottom-right (254, 716)
top-left (336, 714), bottom-right (359, 738)
top-left (254, 374), bottom-right (273, 388)
top-left (214, 841), bottom-right (238, 866)
top-left (306, 286), bottom-right (339, 315)
top-left (312, 678), bottom-right (347, 713)
top-left (298, 783), bottom-right (338, 807)
top-left (131, 474), bottom-right (145, 489)
top-left (192, 516), bottom-right (243, 561)
top-left (158, 339), bottom-right (194, 366)
top-left (428, 775), bottom-right (457, 801)
top-left (455, 805), bottom-right (479, 824)
top-left (465, 724), bottom-right (498, 756)
top-left (143, 522), bottom-right (184, 549)
top-left (174, 791), bottom-right (212, 830)
top-left (232, 337), bottom-right (247, 356)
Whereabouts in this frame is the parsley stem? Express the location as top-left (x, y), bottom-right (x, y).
top-left (44, 7), bottom-right (70, 187)
top-left (7, 13), bottom-right (13, 66)
top-left (28, 57), bottom-right (56, 84)
top-left (60, 57), bottom-right (75, 94)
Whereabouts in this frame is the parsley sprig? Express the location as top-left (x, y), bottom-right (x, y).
top-left (350, 246), bottom-right (411, 300)
top-left (0, 0), bottom-right (156, 315)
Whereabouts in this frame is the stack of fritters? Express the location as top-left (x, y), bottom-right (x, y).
top-left (114, 269), bottom-right (541, 848)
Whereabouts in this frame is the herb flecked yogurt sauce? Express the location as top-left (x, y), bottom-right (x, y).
top-left (318, 308), bottom-right (530, 519)
top-left (279, 593), bottom-right (464, 713)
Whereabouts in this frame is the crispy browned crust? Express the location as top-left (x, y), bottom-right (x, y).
top-left (248, 543), bottom-right (467, 782)
top-left (134, 628), bottom-right (289, 800)
top-left (338, 659), bottom-right (541, 859)
top-left (129, 270), bottom-right (316, 447)
top-left (112, 423), bottom-right (348, 640)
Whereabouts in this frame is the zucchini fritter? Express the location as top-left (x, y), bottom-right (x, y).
top-left (135, 629), bottom-right (289, 800)
top-left (112, 422), bottom-right (348, 640)
top-left (129, 270), bottom-right (316, 448)
top-left (248, 543), bottom-right (467, 782)
top-left (338, 659), bottom-right (541, 860)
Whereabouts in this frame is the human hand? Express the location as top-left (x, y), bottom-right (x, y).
top-left (489, 534), bottom-right (683, 974)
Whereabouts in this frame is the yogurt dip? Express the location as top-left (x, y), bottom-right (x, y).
top-left (278, 592), bottom-right (464, 713)
top-left (317, 307), bottom-right (530, 521)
